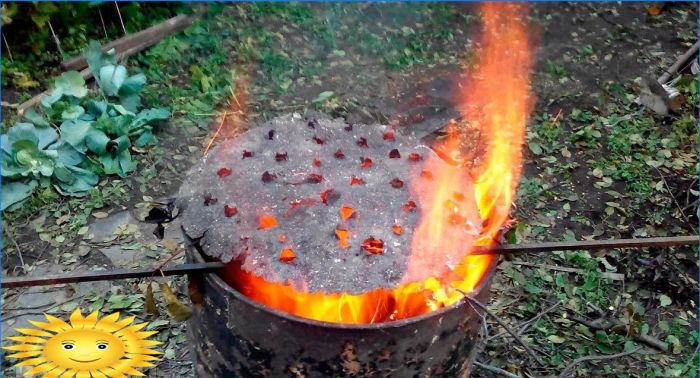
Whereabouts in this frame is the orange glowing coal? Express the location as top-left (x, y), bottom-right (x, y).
top-left (335, 228), bottom-right (351, 250)
top-left (258, 214), bottom-right (279, 230)
top-left (224, 3), bottom-right (534, 324)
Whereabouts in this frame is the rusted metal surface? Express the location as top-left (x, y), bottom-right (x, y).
top-left (186, 244), bottom-right (495, 378)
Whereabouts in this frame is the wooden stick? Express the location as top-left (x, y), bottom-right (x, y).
top-left (17, 14), bottom-right (197, 115)
top-left (114, 1), bottom-right (127, 36)
top-left (658, 42), bottom-right (699, 84)
top-left (463, 293), bottom-right (545, 366)
top-left (47, 20), bottom-right (64, 58)
top-left (473, 361), bottom-right (522, 378)
top-left (98, 6), bottom-right (109, 39)
top-left (569, 314), bottom-right (668, 352)
top-left (1, 236), bottom-right (696, 288)
top-left (61, 14), bottom-right (196, 71)
top-left (558, 347), bottom-right (642, 378)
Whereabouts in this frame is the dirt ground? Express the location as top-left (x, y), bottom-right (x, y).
top-left (2, 3), bottom-right (698, 377)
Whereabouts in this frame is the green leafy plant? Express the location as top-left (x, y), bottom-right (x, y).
top-left (1, 122), bottom-right (96, 210)
top-left (2, 41), bottom-right (170, 211)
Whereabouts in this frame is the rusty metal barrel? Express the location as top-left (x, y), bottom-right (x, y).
top-left (186, 244), bottom-right (496, 378)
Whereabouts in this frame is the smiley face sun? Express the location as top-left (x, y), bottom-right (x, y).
top-left (3, 308), bottom-right (162, 377)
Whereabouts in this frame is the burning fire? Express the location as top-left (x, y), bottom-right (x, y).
top-left (224, 3), bottom-right (534, 323)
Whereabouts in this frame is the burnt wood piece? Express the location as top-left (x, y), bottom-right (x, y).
top-left (0, 262), bottom-right (224, 289)
top-left (177, 113), bottom-right (480, 294)
top-left (61, 14), bottom-right (196, 71)
top-left (1, 236), bottom-right (695, 288)
top-left (186, 246), bottom-right (494, 377)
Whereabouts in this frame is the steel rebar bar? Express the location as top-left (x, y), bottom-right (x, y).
top-left (2, 235), bottom-right (696, 288)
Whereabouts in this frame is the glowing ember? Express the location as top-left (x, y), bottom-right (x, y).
top-left (275, 152), bottom-right (288, 162)
top-left (408, 153), bottom-right (421, 162)
top-left (350, 176), bottom-right (364, 186)
top-left (312, 135), bottom-right (325, 144)
top-left (306, 173), bottom-right (324, 183)
top-left (360, 158), bottom-right (373, 169)
top-left (390, 178), bottom-right (404, 188)
top-left (278, 234), bottom-right (286, 243)
top-left (290, 198), bottom-right (316, 209)
top-left (334, 149), bottom-right (345, 159)
top-left (320, 189), bottom-right (340, 205)
top-left (335, 228), bottom-right (350, 249)
top-left (356, 137), bottom-right (368, 148)
top-left (339, 205), bottom-right (355, 221)
top-left (223, 205), bottom-right (238, 217)
top-left (280, 247), bottom-right (296, 263)
top-left (420, 170), bottom-right (433, 180)
top-left (392, 224), bottom-right (403, 235)
top-left (361, 237), bottom-right (384, 254)
top-left (402, 200), bottom-right (417, 212)
top-left (383, 130), bottom-right (395, 140)
top-left (313, 158), bottom-right (322, 167)
top-left (217, 167), bottom-right (232, 177)
top-left (258, 214), bottom-right (279, 230)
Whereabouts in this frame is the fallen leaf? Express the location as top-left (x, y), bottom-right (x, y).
top-left (145, 282), bottom-right (160, 316)
top-left (93, 211), bottom-right (109, 219)
top-left (160, 282), bottom-right (193, 321)
top-left (659, 294), bottom-right (672, 307)
top-left (548, 335), bottom-right (566, 344)
top-left (561, 146), bottom-right (571, 158)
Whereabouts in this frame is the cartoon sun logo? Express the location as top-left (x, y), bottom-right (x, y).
top-left (3, 308), bottom-right (162, 377)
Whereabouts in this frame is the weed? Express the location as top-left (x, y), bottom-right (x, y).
top-left (545, 60), bottom-right (568, 78)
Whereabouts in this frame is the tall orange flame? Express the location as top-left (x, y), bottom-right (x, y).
top-left (224, 3), bottom-right (534, 324)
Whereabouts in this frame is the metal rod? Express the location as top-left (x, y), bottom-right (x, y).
top-left (470, 235), bottom-right (698, 255)
top-left (1, 236), bottom-right (696, 288)
top-left (1, 262), bottom-right (225, 289)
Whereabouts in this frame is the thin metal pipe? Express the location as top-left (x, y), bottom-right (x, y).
top-left (470, 235), bottom-right (698, 255)
top-left (1, 262), bottom-right (224, 289)
top-left (2, 236), bottom-right (696, 288)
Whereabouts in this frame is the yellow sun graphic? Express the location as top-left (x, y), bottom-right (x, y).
top-left (3, 308), bottom-right (162, 377)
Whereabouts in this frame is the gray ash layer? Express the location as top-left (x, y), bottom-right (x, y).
top-left (178, 114), bottom-right (458, 294)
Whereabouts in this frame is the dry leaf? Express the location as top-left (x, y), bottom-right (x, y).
top-left (163, 240), bottom-right (178, 253)
top-left (92, 211), bottom-right (109, 219)
top-left (160, 282), bottom-right (193, 321)
top-left (145, 282), bottom-right (160, 316)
